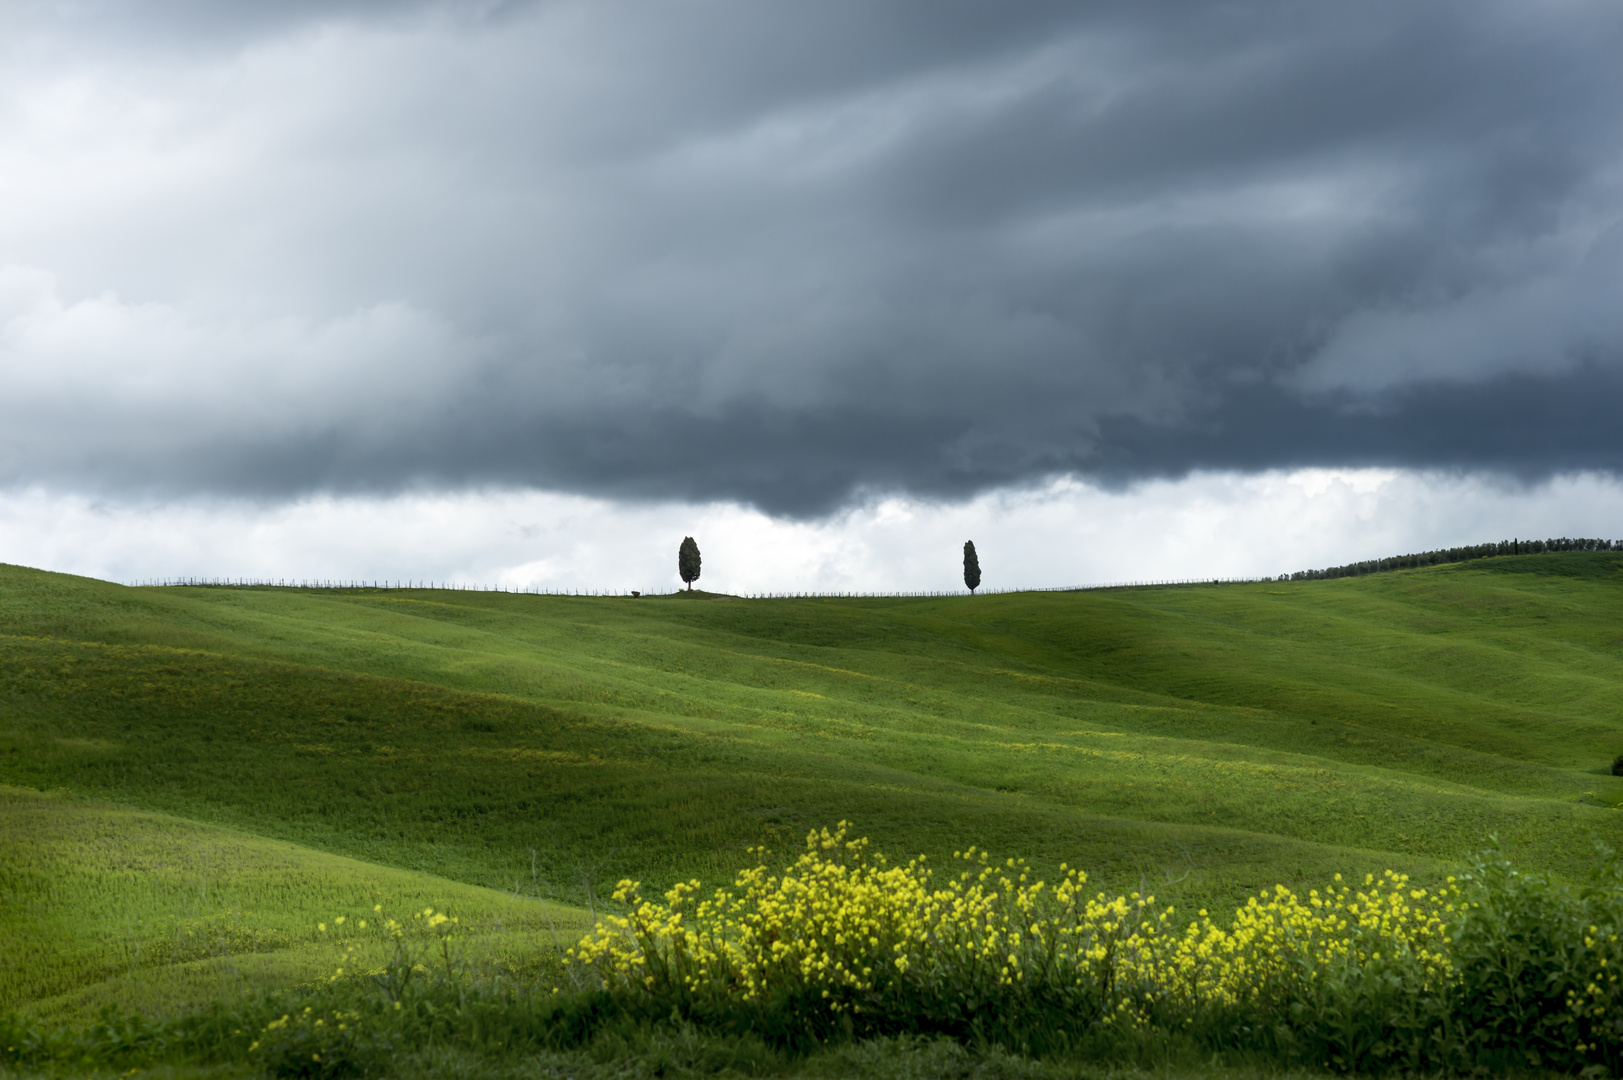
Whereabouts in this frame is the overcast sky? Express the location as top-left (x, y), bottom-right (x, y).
top-left (3, 1), bottom-right (1621, 587)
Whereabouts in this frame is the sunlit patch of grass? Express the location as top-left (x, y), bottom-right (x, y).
top-left (0, 785), bottom-right (593, 1025)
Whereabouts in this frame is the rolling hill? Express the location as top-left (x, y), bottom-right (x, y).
top-left (4, 552), bottom-right (1623, 1019)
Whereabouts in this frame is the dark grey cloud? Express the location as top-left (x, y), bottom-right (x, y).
top-left (2, 0), bottom-right (1621, 515)
top-left (9, 0), bottom-right (444, 46)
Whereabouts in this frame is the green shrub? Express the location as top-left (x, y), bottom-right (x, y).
top-left (248, 1005), bottom-right (386, 1079)
top-left (1442, 846), bottom-right (1623, 1072)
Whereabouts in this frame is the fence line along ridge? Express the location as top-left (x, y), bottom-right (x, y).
top-left (127, 576), bottom-right (1279, 597)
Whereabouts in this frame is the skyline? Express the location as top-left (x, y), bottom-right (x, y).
top-left (9, 469), bottom-right (1623, 595)
top-left (3, 1), bottom-right (1622, 581)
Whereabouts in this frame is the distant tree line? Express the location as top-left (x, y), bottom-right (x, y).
top-left (1288, 537), bottom-right (1621, 581)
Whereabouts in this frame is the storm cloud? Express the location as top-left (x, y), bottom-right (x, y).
top-left (3, 0), bottom-right (1621, 516)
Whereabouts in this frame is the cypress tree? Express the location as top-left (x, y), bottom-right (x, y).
top-left (678, 536), bottom-right (702, 591)
top-left (963, 540), bottom-right (981, 594)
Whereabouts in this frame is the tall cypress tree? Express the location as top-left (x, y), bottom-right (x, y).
top-left (678, 536), bottom-right (702, 591)
top-left (963, 540), bottom-right (981, 594)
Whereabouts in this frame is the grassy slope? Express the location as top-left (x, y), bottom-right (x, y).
top-left (3, 555), bottom-right (1622, 934)
top-left (0, 785), bottom-right (593, 1023)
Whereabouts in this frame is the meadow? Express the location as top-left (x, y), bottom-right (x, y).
top-left (0, 784), bottom-right (594, 1026)
top-left (3, 552), bottom-right (1623, 1074)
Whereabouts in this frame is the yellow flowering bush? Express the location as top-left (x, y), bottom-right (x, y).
top-left (246, 1004), bottom-right (368, 1080)
top-left (241, 905), bottom-right (465, 1077)
top-left (314, 905), bottom-right (463, 1004)
top-left (571, 823), bottom-right (1167, 1035)
top-left (568, 823), bottom-right (1460, 1055)
top-left (1137, 871), bottom-right (1452, 1016)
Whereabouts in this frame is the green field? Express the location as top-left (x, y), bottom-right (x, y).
top-left (3, 553), bottom-right (1623, 1036)
top-left (0, 783), bottom-right (593, 1028)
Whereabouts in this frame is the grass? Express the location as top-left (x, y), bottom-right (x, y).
top-left (0, 1036), bottom-right (1342, 1080)
top-left (0, 784), bottom-right (592, 1024)
top-left (4, 556), bottom-right (1621, 899)
top-left (3, 551), bottom-right (1623, 1068)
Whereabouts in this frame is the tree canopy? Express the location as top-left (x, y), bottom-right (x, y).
top-left (678, 537), bottom-right (702, 590)
top-left (963, 541), bottom-right (981, 593)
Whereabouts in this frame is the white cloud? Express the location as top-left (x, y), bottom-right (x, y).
top-left (3, 470), bottom-right (1619, 595)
